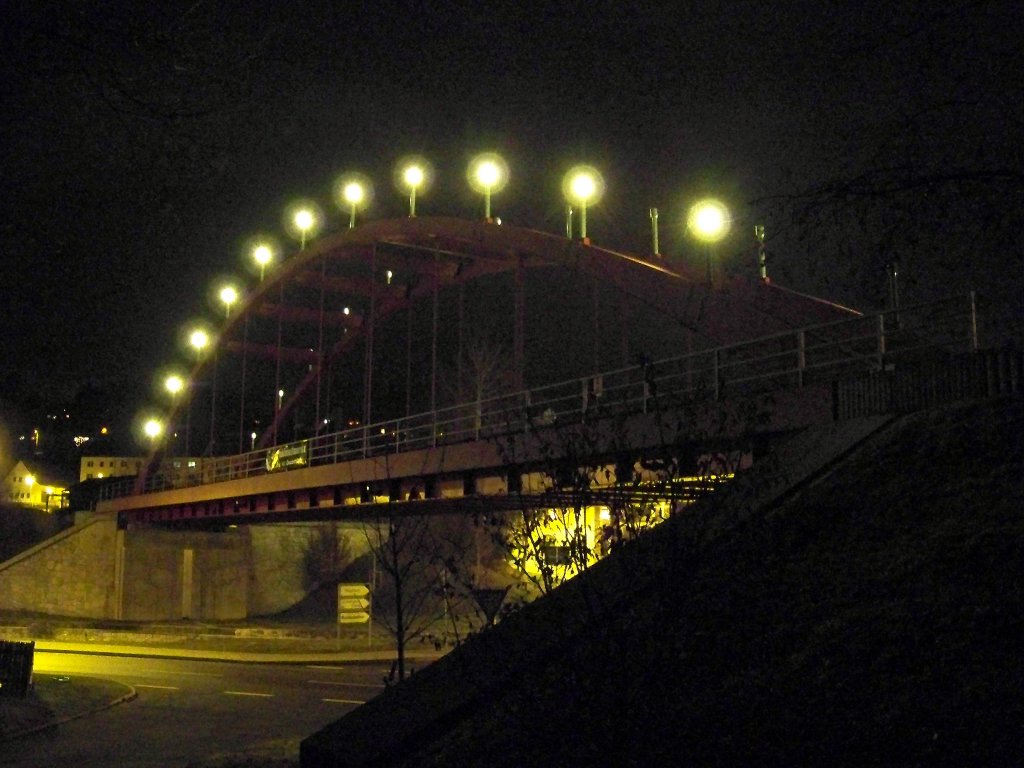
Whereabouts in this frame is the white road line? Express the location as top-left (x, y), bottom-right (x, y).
top-left (134, 684), bottom-right (180, 690)
top-left (307, 665), bottom-right (389, 672)
top-left (137, 669), bottom-right (223, 678)
top-left (223, 690), bottom-right (274, 698)
top-left (322, 698), bottom-right (365, 704)
top-left (306, 680), bottom-right (384, 689)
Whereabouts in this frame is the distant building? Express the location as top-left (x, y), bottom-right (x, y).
top-left (79, 455), bottom-right (146, 482)
top-left (2, 459), bottom-right (72, 511)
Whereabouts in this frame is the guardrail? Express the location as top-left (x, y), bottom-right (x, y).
top-left (101, 293), bottom-right (979, 499)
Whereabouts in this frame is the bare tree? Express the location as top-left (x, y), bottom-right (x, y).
top-left (302, 522), bottom-right (353, 593)
top-left (361, 471), bottom-right (478, 682)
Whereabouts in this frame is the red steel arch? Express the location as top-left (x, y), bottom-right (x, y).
top-left (172, 216), bottom-right (857, 455)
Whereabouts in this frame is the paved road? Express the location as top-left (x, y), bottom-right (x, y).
top-left (4, 651), bottom-right (391, 767)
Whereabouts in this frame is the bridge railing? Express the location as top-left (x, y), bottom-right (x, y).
top-left (102, 293), bottom-right (979, 499)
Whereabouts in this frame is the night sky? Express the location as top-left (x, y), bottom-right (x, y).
top-left (1, 1), bottom-right (1020, 444)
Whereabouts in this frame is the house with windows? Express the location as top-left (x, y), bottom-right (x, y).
top-left (2, 459), bottom-right (72, 511)
top-left (79, 455), bottom-right (146, 482)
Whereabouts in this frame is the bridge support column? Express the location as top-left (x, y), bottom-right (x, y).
top-left (181, 548), bottom-right (195, 619)
top-left (113, 527), bottom-right (126, 621)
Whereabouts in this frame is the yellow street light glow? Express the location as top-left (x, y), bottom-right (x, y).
top-left (570, 173), bottom-right (596, 202)
top-left (562, 165), bottom-right (604, 240)
top-left (343, 181), bottom-right (365, 205)
top-left (687, 198), bottom-right (731, 242)
top-left (343, 181), bottom-right (364, 229)
top-left (253, 244), bottom-right (272, 266)
top-left (394, 156), bottom-right (433, 217)
top-left (687, 198), bottom-right (731, 287)
top-left (468, 153), bottom-right (508, 221)
top-left (476, 160), bottom-right (500, 189)
top-left (334, 173), bottom-right (373, 229)
top-left (165, 375), bottom-right (184, 396)
top-left (219, 285), bottom-right (239, 317)
top-left (286, 202), bottom-right (321, 250)
top-left (403, 165), bottom-right (424, 188)
top-left (25, 475), bottom-right (35, 487)
top-left (404, 164), bottom-right (424, 217)
top-left (143, 419), bottom-right (163, 439)
top-left (252, 243), bottom-right (273, 281)
top-left (294, 207), bottom-right (315, 249)
top-left (294, 208), bottom-right (314, 232)
top-left (189, 328), bottom-right (209, 354)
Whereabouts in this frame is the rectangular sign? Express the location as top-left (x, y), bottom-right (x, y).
top-left (337, 583), bottom-right (372, 626)
top-left (339, 597), bottom-right (370, 611)
top-left (266, 440), bottom-right (309, 472)
top-left (338, 611), bottom-right (371, 624)
top-left (338, 583), bottom-right (370, 598)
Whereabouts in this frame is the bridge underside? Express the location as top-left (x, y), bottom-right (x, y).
top-left (112, 384), bottom-right (835, 528)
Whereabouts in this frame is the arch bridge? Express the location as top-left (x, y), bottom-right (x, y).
top-left (102, 217), bottom-right (980, 526)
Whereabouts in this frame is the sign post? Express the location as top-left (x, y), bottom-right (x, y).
top-left (337, 582), bottom-right (372, 648)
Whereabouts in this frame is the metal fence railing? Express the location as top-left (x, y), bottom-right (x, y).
top-left (100, 293), bottom-right (980, 500)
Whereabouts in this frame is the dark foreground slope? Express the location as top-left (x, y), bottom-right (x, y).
top-left (304, 398), bottom-right (1024, 767)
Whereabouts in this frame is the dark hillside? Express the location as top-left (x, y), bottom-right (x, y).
top-left (305, 398), bottom-right (1024, 767)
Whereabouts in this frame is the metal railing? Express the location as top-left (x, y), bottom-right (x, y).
top-left (101, 293), bottom-right (979, 499)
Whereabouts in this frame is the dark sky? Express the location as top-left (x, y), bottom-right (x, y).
top-left (1, 1), bottom-right (1020, 422)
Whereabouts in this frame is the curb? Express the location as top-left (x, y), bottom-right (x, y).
top-left (32, 641), bottom-right (445, 666)
top-left (1, 682), bottom-right (138, 743)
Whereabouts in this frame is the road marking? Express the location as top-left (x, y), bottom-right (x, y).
top-left (322, 698), bottom-right (365, 704)
top-left (307, 665), bottom-right (389, 672)
top-left (306, 680), bottom-right (384, 689)
top-left (134, 684), bottom-right (179, 690)
top-left (137, 669), bottom-right (223, 678)
top-left (223, 690), bottom-right (274, 698)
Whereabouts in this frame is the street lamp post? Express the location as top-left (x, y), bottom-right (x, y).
top-left (468, 154), bottom-right (507, 222)
top-left (252, 243), bottom-right (273, 282)
top-left (186, 328), bottom-right (209, 457)
top-left (343, 181), bottom-right (365, 229)
top-left (687, 198), bottom-right (731, 287)
top-left (142, 418), bottom-right (163, 490)
top-left (219, 285), bottom-right (238, 319)
top-left (478, 162), bottom-right (498, 220)
top-left (165, 374), bottom-right (184, 455)
top-left (403, 165), bottom-right (424, 217)
top-left (144, 419), bottom-right (162, 440)
top-left (294, 208), bottom-right (315, 250)
top-left (563, 166), bottom-right (604, 242)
